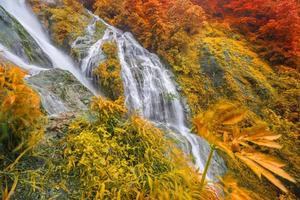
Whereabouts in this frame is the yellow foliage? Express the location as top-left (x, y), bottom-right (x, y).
top-left (63, 97), bottom-right (219, 199)
top-left (91, 96), bottom-right (127, 123)
top-left (193, 100), bottom-right (296, 193)
top-left (220, 175), bottom-right (254, 200)
top-left (94, 42), bottom-right (124, 100)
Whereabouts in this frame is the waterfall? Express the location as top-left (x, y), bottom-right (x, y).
top-left (73, 15), bottom-right (226, 180)
top-left (0, 0), bottom-right (98, 95)
top-left (0, 0), bottom-right (226, 180)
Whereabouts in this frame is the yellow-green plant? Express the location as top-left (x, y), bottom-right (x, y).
top-left (193, 101), bottom-right (296, 193)
top-left (31, 0), bottom-right (89, 47)
top-left (63, 97), bottom-right (219, 199)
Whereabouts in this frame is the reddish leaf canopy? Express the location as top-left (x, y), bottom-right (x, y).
top-left (94, 0), bottom-right (206, 51)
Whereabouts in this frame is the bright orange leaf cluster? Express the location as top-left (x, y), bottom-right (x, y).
top-left (0, 64), bottom-right (43, 150)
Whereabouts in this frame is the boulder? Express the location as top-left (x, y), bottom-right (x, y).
top-left (26, 69), bottom-right (93, 115)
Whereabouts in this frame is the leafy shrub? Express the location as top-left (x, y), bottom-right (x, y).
top-left (49, 0), bottom-right (89, 47)
top-left (0, 64), bottom-right (44, 151)
top-left (29, 0), bottom-right (90, 47)
top-left (93, 42), bottom-right (124, 100)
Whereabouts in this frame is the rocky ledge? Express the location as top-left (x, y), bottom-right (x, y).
top-left (26, 68), bottom-right (93, 115)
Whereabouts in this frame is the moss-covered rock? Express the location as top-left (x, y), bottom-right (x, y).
top-left (199, 36), bottom-right (275, 105)
top-left (70, 19), bottom-right (107, 62)
top-left (191, 29), bottom-right (299, 199)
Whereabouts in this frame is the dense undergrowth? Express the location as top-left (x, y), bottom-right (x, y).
top-left (63, 97), bottom-right (218, 199)
top-left (0, 89), bottom-right (220, 199)
top-left (0, 63), bottom-right (45, 199)
top-left (0, 60), bottom-right (218, 199)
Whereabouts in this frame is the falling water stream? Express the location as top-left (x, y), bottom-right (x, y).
top-left (0, 0), bottom-right (225, 181)
top-left (73, 15), bottom-right (226, 180)
top-left (0, 0), bottom-right (98, 95)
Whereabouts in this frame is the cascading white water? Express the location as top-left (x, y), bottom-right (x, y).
top-left (0, 0), bottom-right (98, 95)
top-left (73, 15), bottom-right (226, 180)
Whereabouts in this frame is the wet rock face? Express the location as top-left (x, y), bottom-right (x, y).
top-left (26, 69), bottom-right (93, 115)
top-left (0, 6), bottom-right (52, 67)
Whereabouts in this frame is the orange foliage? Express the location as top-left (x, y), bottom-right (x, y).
top-left (94, 0), bottom-right (206, 52)
top-left (193, 0), bottom-right (300, 69)
top-left (0, 64), bottom-right (43, 150)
